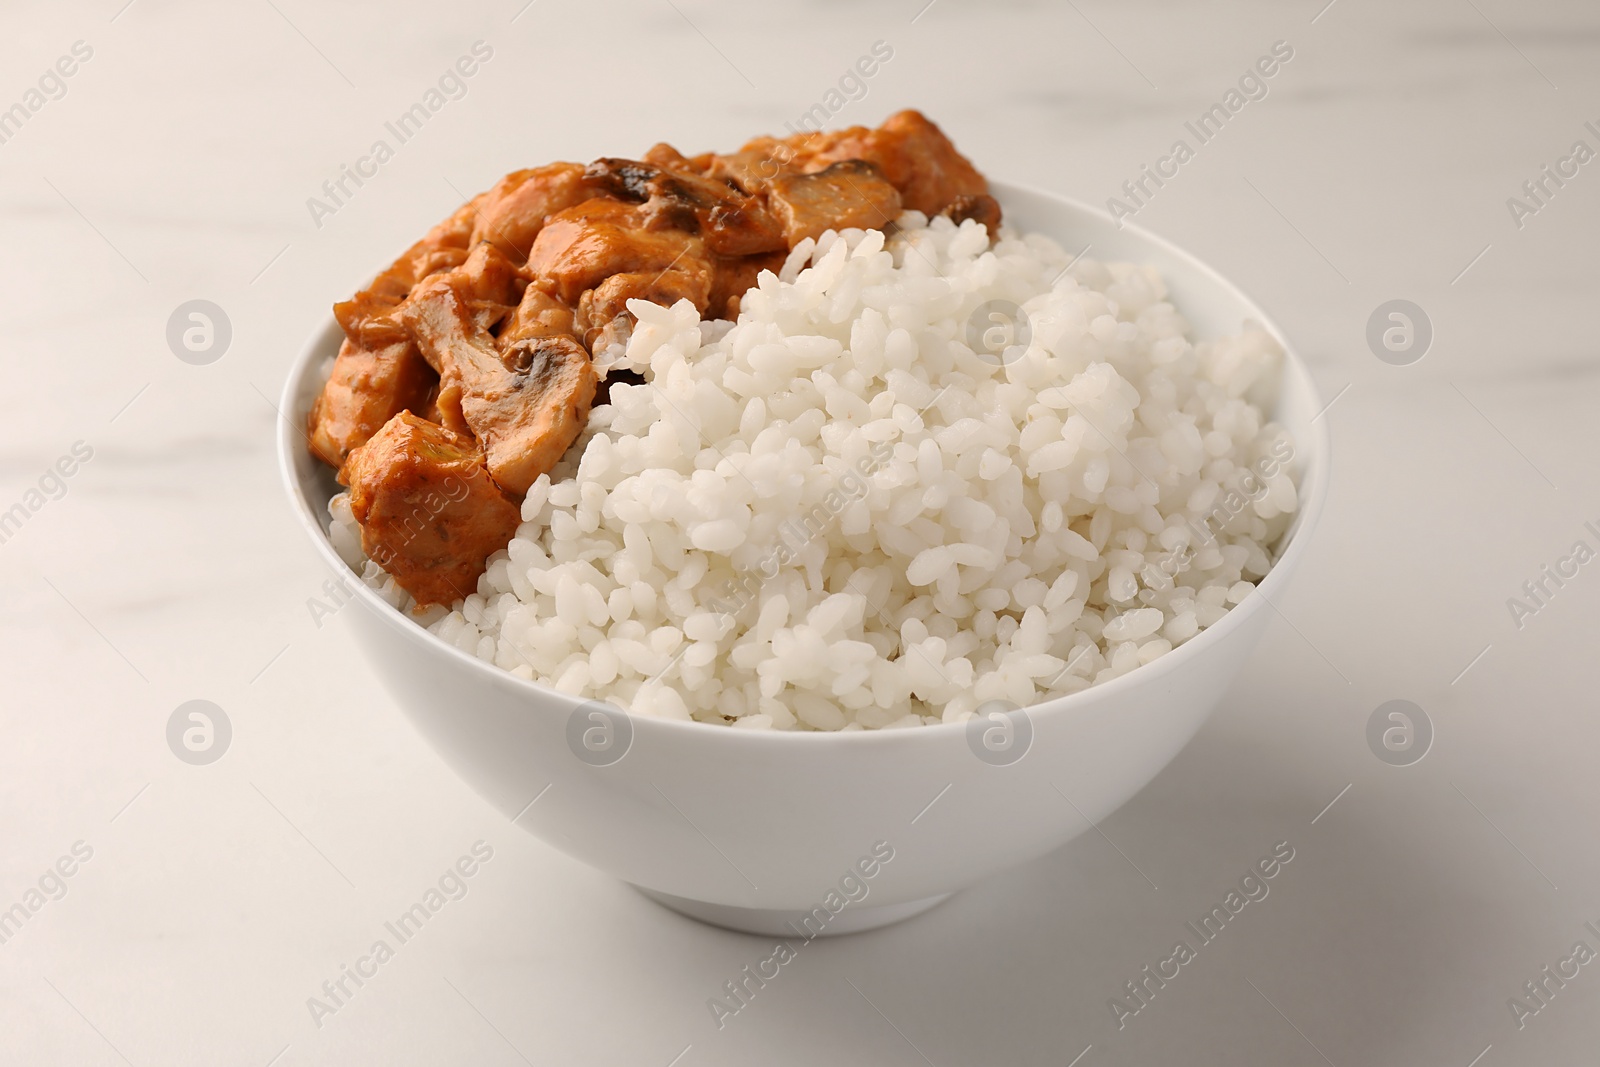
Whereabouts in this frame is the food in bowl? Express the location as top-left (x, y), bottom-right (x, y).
top-left (311, 111), bottom-right (1300, 732)
top-left (311, 110), bottom-right (991, 598)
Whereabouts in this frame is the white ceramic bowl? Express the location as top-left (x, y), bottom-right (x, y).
top-left (278, 181), bottom-right (1330, 935)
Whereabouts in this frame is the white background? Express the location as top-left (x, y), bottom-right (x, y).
top-left (2, 0), bottom-right (1597, 1064)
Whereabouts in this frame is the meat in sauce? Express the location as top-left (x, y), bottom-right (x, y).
top-left (311, 110), bottom-right (993, 607)
top-left (342, 412), bottom-right (523, 608)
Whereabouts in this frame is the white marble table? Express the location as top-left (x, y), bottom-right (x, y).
top-left (3, 0), bottom-right (1598, 1063)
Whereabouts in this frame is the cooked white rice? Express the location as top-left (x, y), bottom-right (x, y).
top-left (329, 211), bottom-right (1299, 731)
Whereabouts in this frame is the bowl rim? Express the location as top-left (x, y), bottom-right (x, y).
top-left (276, 178), bottom-right (1332, 748)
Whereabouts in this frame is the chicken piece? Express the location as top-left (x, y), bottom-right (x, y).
top-left (525, 197), bottom-right (715, 307)
top-left (443, 241), bottom-right (526, 335)
top-left (343, 412), bottom-right (521, 608)
top-left (844, 109), bottom-right (991, 217)
top-left (308, 338), bottom-right (438, 469)
top-left (764, 160), bottom-right (902, 245)
top-left (704, 145), bottom-right (789, 195)
top-left (334, 197), bottom-right (481, 347)
top-left (585, 158), bottom-right (786, 257)
top-left (499, 284), bottom-right (577, 349)
top-left (575, 267), bottom-right (714, 352)
top-left (402, 276), bottom-right (596, 495)
top-left (640, 142), bottom-right (705, 171)
top-left (312, 197), bottom-right (483, 459)
top-left (941, 192), bottom-right (1002, 234)
top-left (708, 250), bottom-right (786, 320)
top-left (470, 162), bottom-right (597, 262)
top-left (722, 132), bottom-right (870, 192)
top-left (729, 109), bottom-right (991, 219)
top-left (458, 240), bottom-right (526, 307)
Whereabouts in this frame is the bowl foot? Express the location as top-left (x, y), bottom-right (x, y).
top-left (633, 886), bottom-right (952, 936)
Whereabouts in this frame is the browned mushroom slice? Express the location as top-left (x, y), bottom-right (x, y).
top-left (391, 243), bottom-right (527, 439)
top-left (343, 411), bottom-right (522, 608)
top-left (730, 110), bottom-right (991, 219)
top-left (585, 158), bottom-right (787, 257)
top-left (764, 160), bottom-right (903, 245)
top-left (309, 337), bottom-right (438, 470)
top-left (402, 276), bottom-right (596, 495)
top-left (940, 193), bottom-right (1002, 234)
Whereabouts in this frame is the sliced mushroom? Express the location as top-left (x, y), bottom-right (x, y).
top-left (585, 157), bottom-right (787, 257)
top-left (402, 275), bottom-right (596, 496)
top-left (940, 192), bottom-right (1003, 234)
top-left (763, 160), bottom-right (903, 245)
